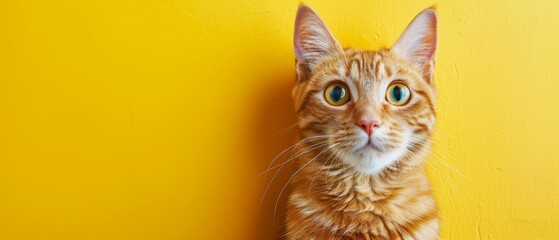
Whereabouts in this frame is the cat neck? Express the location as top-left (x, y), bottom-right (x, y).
top-left (288, 151), bottom-right (438, 238)
top-left (295, 152), bottom-right (430, 209)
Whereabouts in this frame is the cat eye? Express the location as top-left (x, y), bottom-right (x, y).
top-left (324, 82), bottom-right (350, 106)
top-left (386, 82), bottom-right (411, 106)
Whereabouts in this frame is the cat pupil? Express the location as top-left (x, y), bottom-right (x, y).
top-left (330, 86), bottom-right (344, 102)
top-left (393, 86), bottom-right (402, 101)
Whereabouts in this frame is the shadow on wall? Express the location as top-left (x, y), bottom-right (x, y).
top-left (248, 58), bottom-right (299, 239)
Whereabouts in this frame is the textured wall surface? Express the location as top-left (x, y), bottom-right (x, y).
top-left (1, 0), bottom-right (559, 239)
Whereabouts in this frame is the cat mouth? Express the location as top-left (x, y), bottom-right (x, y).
top-left (355, 139), bottom-right (383, 153)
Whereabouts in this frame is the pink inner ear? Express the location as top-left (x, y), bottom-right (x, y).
top-left (420, 14), bottom-right (437, 62)
top-left (293, 30), bottom-right (304, 60)
top-left (293, 5), bottom-right (342, 63)
top-left (391, 8), bottom-right (437, 75)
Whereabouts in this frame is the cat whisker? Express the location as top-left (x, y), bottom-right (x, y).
top-left (308, 145), bottom-right (341, 196)
top-left (403, 147), bottom-right (467, 206)
top-left (271, 120), bottom-right (300, 137)
top-left (305, 146), bottom-right (348, 240)
top-left (273, 143), bottom-right (340, 226)
top-left (257, 139), bottom-right (332, 217)
top-left (261, 135), bottom-right (332, 177)
top-left (260, 140), bottom-right (331, 176)
top-left (325, 145), bottom-right (350, 190)
top-left (427, 141), bottom-right (470, 180)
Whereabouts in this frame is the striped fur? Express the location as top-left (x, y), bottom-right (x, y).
top-left (286, 6), bottom-right (439, 239)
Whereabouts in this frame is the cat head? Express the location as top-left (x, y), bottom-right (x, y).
top-left (292, 5), bottom-right (437, 175)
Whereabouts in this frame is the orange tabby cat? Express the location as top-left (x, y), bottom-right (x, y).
top-left (286, 5), bottom-right (439, 239)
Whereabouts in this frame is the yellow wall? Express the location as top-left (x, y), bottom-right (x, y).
top-left (1, 0), bottom-right (558, 239)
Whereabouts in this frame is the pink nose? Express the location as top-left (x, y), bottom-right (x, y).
top-left (357, 119), bottom-right (381, 136)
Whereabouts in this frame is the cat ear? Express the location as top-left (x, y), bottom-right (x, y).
top-left (294, 5), bottom-right (343, 82)
top-left (391, 8), bottom-right (437, 82)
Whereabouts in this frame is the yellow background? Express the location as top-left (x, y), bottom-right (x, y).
top-left (1, 0), bottom-right (558, 239)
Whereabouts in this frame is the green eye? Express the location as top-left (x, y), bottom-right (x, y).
top-left (386, 82), bottom-right (411, 106)
top-left (324, 82), bottom-right (350, 106)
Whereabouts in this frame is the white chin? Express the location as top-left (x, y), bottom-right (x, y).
top-left (341, 143), bottom-right (407, 175)
top-left (342, 130), bottom-right (410, 174)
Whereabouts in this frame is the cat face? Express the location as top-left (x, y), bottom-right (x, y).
top-left (292, 6), bottom-right (437, 174)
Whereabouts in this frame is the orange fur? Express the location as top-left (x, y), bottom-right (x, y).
top-left (286, 6), bottom-right (440, 239)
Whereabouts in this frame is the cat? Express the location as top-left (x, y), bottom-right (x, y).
top-left (286, 5), bottom-right (439, 239)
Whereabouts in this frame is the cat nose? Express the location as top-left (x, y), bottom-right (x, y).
top-left (357, 119), bottom-right (381, 136)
